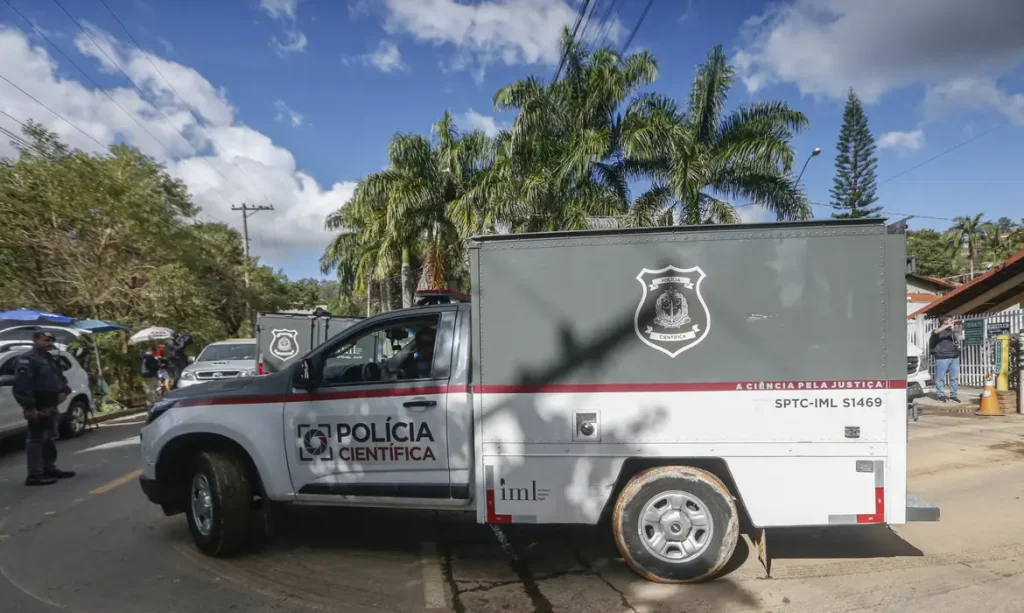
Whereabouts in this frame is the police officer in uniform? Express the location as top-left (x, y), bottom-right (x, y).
top-left (12, 331), bottom-right (77, 486)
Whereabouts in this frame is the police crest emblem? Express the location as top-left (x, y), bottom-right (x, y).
top-left (634, 265), bottom-right (710, 358)
top-left (269, 328), bottom-right (300, 361)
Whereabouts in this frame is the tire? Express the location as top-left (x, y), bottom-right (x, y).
top-left (185, 450), bottom-right (253, 557)
top-left (612, 465), bottom-right (739, 583)
top-left (60, 400), bottom-right (88, 439)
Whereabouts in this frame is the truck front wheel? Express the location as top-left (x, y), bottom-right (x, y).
top-left (612, 465), bottom-right (739, 583)
top-left (185, 450), bottom-right (252, 557)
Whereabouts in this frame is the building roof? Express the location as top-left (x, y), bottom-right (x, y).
top-left (907, 274), bottom-right (959, 290)
top-left (909, 249), bottom-right (1024, 318)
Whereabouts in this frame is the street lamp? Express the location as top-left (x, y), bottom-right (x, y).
top-left (796, 147), bottom-right (821, 185)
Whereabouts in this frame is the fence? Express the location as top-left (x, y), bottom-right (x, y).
top-left (908, 310), bottom-right (1022, 389)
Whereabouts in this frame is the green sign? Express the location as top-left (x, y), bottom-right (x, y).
top-left (962, 318), bottom-right (985, 344)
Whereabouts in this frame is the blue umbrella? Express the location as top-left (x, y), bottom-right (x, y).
top-left (72, 319), bottom-right (129, 333)
top-left (0, 308), bottom-right (74, 324)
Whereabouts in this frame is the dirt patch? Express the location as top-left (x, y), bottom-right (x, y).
top-left (988, 440), bottom-right (1024, 456)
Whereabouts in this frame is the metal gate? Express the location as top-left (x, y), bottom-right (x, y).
top-left (908, 310), bottom-right (1022, 389)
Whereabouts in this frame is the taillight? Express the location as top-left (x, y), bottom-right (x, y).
top-left (258, 358), bottom-right (266, 376)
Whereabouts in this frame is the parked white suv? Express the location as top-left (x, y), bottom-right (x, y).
top-left (0, 345), bottom-right (92, 439)
top-left (907, 341), bottom-right (930, 401)
top-left (177, 339), bottom-right (257, 389)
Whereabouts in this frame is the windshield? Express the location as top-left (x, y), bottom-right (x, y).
top-left (198, 343), bottom-right (256, 362)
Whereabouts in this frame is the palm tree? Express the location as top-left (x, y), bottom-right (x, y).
top-left (945, 214), bottom-right (988, 279)
top-left (322, 112), bottom-right (494, 309)
top-left (470, 28), bottom-right (658, 232)
top-left (622, 45), bottom-right (811, 225)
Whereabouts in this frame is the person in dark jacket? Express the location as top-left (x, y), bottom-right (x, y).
top-left (165, 333), bottom-right (193, 387)
top-left (929, 317), bottom-right (961, 403)
top-left (12, 331), bottom-right (77, 486)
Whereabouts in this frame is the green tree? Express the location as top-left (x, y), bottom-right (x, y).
top-left (907, 229), bottom-right (956, 279)
top-left (944, 214), bottom-right (990, 279)
top-left (830, 89), bottom-right (880, 218)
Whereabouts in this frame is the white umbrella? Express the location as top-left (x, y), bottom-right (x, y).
top-left (129, 326), bottom-right (175, 345)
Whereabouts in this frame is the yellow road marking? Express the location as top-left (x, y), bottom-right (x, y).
top-left (89, 469), bottom-right (143, 496)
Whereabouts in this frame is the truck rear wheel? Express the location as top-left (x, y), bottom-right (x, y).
top-left (185, 450), bottom-right (252, 557)
top-left (612, 465), bottom-right (739, 583)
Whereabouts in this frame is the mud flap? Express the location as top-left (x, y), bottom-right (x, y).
top-left (752, 528), bottom-right (771, 578)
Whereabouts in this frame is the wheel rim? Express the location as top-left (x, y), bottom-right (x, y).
top-left (637, 490), bottom-right (713, 564)
top-left (190, 474), bottom-right (214, 536)
top-left (70, 405), bottom-right (85, 434)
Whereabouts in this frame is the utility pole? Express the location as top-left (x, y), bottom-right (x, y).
top-left (231, 203), bottom-right (274, 287)
top-left (232, 203), bottom-right (274, 336)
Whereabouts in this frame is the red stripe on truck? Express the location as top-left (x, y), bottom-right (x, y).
top-left (174, 379), bottom-right (905, 407)
top-left (475, 380), bottom-right (906, 394)
top-left (856, 487), bottom-right (886, 524)
top-left (485, 489), bottom-right (511, 524)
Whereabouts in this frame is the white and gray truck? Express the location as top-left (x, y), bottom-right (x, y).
top-left (139, 218), bottom-right (938, 583)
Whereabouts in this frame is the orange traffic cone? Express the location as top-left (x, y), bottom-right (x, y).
top-left (977, 371), bottom-right (1004, 416)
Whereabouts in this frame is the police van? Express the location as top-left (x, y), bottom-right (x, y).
top-left (138, 219), bottom-right (939, 583)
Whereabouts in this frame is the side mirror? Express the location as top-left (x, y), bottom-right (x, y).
top-left (0, 375), bottom-right (14, 387)
top-left (187, 356), bottom-right (196, 364)
top-left (295, 358), bottom-right (318, 390)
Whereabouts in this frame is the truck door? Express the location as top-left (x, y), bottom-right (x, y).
top-left (284, 310), bottom-right (456, 500)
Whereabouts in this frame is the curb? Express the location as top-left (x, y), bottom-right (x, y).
top-left (90, 407), bottom-right (147, 424)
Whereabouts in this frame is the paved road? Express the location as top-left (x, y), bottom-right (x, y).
top-left (1, 411), bottom-right (1023, 613)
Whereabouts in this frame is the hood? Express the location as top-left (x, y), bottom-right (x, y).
top-left (184, 359), bottom-right (254, 373)
top-left (907, 341), bottom-right (923, 358)
top-left (165, 376), bottom-right (256, 400)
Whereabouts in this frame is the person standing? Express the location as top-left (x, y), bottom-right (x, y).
top-left (166, 332), bottom-right (193, 388)
top-left (930, 317), bottom-right (962, 403)
top-left (12, 331), bottom-right (77, 486)
top-left (141, 349), bottom-right (161, 403)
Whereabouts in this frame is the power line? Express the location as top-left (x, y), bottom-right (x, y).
top-left (2, 0), bottom-right (240, 215)
top-left (94, 0), bottom-right (272, 208)
top-left (552, 0), bottom-right (591, 82)
top-left (50, 0), bottom-right (257, 214)
top-left (576, 0), bottom-right (602, 50)
top-left (619, 0), bottom-right (655, 55)
top-left (0, 72), bottom-right (108, 150)
top-left (596, 0), bottom-right (625, 50)
top-left (879, 125), bottom-right (1000, 186)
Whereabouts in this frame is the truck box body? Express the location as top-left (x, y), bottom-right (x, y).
top-left (469, 219), bottom-right (908, 527)
top-left (139, 219), bottom-right (935, 582)
top-left (255, 312), bottom-right (363, 375)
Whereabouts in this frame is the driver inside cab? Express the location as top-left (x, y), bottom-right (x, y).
top-left (384, 325), bottom-right (437, 380)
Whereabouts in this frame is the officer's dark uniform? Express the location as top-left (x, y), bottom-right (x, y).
top-left (12, 345), bottom-right (75, 485)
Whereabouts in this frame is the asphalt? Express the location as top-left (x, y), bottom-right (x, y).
top-left (1, 411), bottom-right (1023, 612)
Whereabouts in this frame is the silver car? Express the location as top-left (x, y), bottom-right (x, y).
top-left (176, 339), bottom-right (257, 388)
top-left (0, 345), bottom-right (92, 439)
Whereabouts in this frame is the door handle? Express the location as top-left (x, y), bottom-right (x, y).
top-left (403, 399), bottom-right (437, 410)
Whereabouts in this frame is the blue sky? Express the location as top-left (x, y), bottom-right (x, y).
top-left (0, 0), bottom-right (1022, 280)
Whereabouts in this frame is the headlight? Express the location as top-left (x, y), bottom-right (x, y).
top-left (181, 371), bottom-right (196, 381)
top-left (147, 398), bottom-right (177, 424)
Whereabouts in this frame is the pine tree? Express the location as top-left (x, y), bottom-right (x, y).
top-left (830, 89), bottom-right (880, 218)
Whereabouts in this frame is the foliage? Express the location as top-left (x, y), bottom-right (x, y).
top-left (907, 229), bottom-right (956, 279)
top-left (830, 89), bottom-right (880, 218)
top-left (323, 32), bottom-right (811, 301)
top-left (0, 123), bottom-right (317, 402)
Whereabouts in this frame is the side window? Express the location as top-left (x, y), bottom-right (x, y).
top-left (320, 315), bottom-right (440, 386)
top-left (0, 358), bottom-right (15, 377)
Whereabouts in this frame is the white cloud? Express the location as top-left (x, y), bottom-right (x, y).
top-left (878, 129), bottom-right (926, 152)
top-left (273, 99), bottom-right (304, 127)
top-left (343, 40), bottom-right (407, 73)
top-left (0, 24), bottom-right (354, 259)
top-left (260, 0), bottom-right (307, 56)
top-left (924, 77), bottom-right (1024, 126)
top-left (457, 109), bottom-right (504, 137)
top-left (737, 205), bottom-right (772, 224)
top-left (380, 0), bottom-right (623, 77)
top-left (733, 0), bottom-right (1024, 103)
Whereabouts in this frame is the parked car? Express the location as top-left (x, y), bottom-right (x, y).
top-left (0, 345), bottom-right (92, 439)
top-left (176, 339), bottom-right (257, 389)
